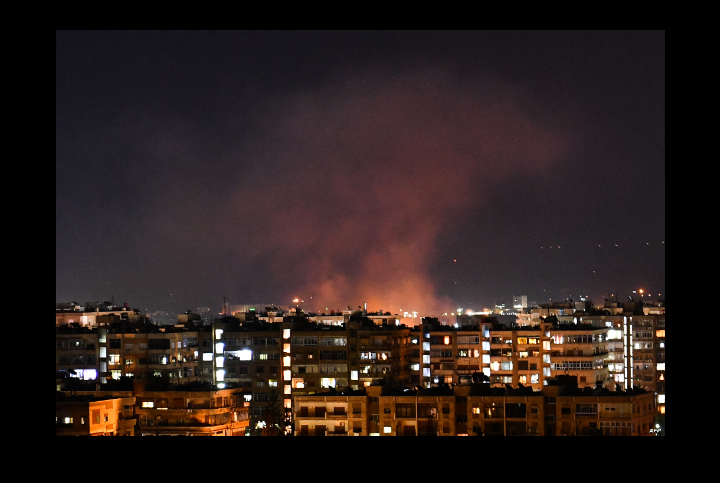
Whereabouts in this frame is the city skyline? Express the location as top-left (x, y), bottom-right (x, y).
top-left (56, 31), bottom-right (665, 316)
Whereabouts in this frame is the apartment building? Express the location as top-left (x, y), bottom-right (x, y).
top-left (629, 314), bottom-right (665, 415)
top-left (293, 376), bottom-right (654, 436)
top-left (56, 393), bottom-right (136, 436)
top-left (412, 317), bottom-right (612, 393)
top-left (212, 315), bottom-right (411, 429)
top-left (133, 380), bottom-right (250, 436)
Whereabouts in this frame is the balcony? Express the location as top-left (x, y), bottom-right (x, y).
top-left (326, 412), bottom-right (348, 419)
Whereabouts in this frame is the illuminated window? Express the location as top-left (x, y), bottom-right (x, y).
top-left (215, 356), bottom-right (224, 368)
top-left (142, 401), bottom-right (154, 408)
top-left (351, 370), bottom-right (358, 381)
top-left (657, 363), bottom-right (665, 371)
top-left (423, 368), bottom-right (431, 377)
top-left (482, 354), bottom-right (490, 364)
top-left (543, 340), bottom-right (551, 350)
top-left (216, 369), bottom-right (225, 381)
top-left (423, 342), bottom-right (430, 351)
top-left (321, 378), bottom-right (336, 388)
top-left (283, 329), bottom-right (291, 339)
top-left (410, 363), bottom-right (420, 371)
top-left (518, 375), bottom-right (527, 384)
top-left (658, 394), bottom-right (665, 404)
top-left (472, 407), bottom-right (481, 414)
top-left (269, 379), bottom-right (277, 387)
top-left (473, 349), bottom-right (480, 358)
top-left (444, 336), bottom-right (450, 345)
top-left (64, 417), bottom-right (73, 424)
top-left (531, 374), bottom-right (539, 384)
top-left (659, 342), bottom-right (665, 348)
top-left (215, 329), bottom-right (223, 340)
top-left (283, 343), bottom-right (291, 353)
top-left (284, 385), bottom-right (291, 394)
top-left (656, 330), bottom-right (665, 338)
top-left (518, 351), bottom-right (528, 358)
top-left (239, 349), bottom-right (252, 361)
top-left (660, 406), bottom-right (665, 414)
top-left (283, 370), bottom-right (291, 381)
top-left (490, 362), bottom-right (499, 371)
top-left (292, 378), bottom-right (305, 389)
top-left (384, 426), bottom-right (391, 434)
top-left (215, 342), bottom-right (224, 354)
top-left (544, 367), bottom-right (551, 377)
top-left (283, 356), bottom-right (291, 367)
top-left (482, 341), bottom-right (490, 351)
top-left (422, 355), bottom-right (430, 364)
top-left (517, 337), bottom-right (527, 344)
top-left (203, 352), bottom-right (213, 361)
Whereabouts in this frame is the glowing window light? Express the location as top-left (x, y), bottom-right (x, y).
top-left (384, 426), bottom-right (391, 434)
top-left (239, 349), bottom-right (252, 361)
top-left (283, 370), bottom-right (291, 381)
top-left (283, 356), bottom-right (291, 367)
top-left (444, 336), bottom-right (450, 345)
top-left (216, 356), bottom-right (224, 368)
top-left (215, 342), bottom-right (224, 354)
top-left (283, 329), bottom-right (291, 339)
top-left (216, 369), bottom-right (225, 381)
top-left (215, 329), bottom-right (223, 340)
top-left (203, 352), bottom-right (213, 361)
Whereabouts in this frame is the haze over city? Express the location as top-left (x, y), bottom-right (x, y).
top-left (56, 31), bottom-right (665, 317)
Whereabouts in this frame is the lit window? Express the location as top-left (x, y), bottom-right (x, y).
top-left (658, 394), bottom-right (665, 404)
top-left (422, 355), bottom-right (430, 364)
top-left (64, 417), bottom-right (73, 424)
top-left (284, 385), bottom-right (291, 394)
top-left (283, 343), bottom-right (291, 354)
top-left (215, 356), bottom-right (224, 368)
top-left (215, 329), bottom-right (223, 340)
top-left (472, 407), bottom-right (481, 414)
top-left (423, 368), bottom-right (431, 377)
top-left (657, 363), bottom-right (665, 371)
top-left (239, 349), bottom-right (252, 361)
top-left (283, 329), bottom-right (291, 339)
top-left (656, 330), bottom-right (665, 338)
top-left (321, 378), bottom-right (336, 388)
top-left (216, 369), bottom-right (225, 381)
top-left (351, 370), bottom-right (358, 381)
top-left (283, 356), bottom-right (291, 367)
top-left (543, 340), bottom-right (551, 350)
top-left (444, 336), bottom-right (450, 345)
top-left (531, 374), bottom-right (539, 384)
top-left (482, 341), bottom-right (490, 351)
top-left (203, 352), bottom-right (213, 361)
top-left (384, 426), bottom-right (391, 434)
top-left (142, 401), bottom-right (154, 408)
top-left (482, 354), bottom-right (490, 364)
top-left (283, 370), bottom-right (291, 381)
top-left (423, 342), bottom-right (430, 351)
top-left (659, 342), bottom-right (665, 348)
top-left (215, 342), bottom-right (224, 354)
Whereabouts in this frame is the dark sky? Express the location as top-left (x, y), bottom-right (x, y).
top-left (56, 31), bottom-right (665, 317)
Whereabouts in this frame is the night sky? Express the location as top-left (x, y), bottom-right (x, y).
top-left (56, 31), bottom-right (665, 317)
